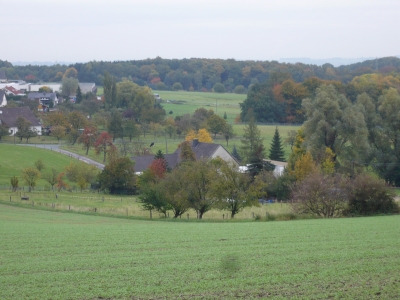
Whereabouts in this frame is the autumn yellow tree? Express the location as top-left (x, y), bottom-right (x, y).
top-left (185, 128), bottom-right (213, 143)
top-left (293, 152), bottom-right (316, 181)
top-left (321, 147), bottom-right (335, 175)
top-left (185, 129), bottom-right (197, 141)
top-left (197, 128), bottom-right (212, 143)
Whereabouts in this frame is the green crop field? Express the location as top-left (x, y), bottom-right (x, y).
top-left (1, 204), bottom-right (399, 299)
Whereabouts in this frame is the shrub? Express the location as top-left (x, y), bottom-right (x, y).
top-left (213, 83), bottom-right (225, 93)
top-left (234, 85), bottom-right (245, 94)
top-left (172, 82), bottom-right (183, 91)
top-left (291, 171), bottom-right (349, 218)
top-left (346, 174), bottom-right (399, 215)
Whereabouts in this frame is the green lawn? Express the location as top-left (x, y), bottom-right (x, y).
top-left (0, 144), bottom-right (96, 187)
top-left (1, 204), bottom-right (399, 299)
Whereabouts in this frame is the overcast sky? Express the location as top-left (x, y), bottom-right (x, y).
top-left (2, 0), bottom-right (399, 63)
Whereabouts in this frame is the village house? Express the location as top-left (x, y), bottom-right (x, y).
top-left (3, 85), bottom-right (25, 96)
top-left (79, 82), bottom-right (97, 94)
top-left (27, 92), bottom-right (58, 106)
top-left (0, 90), bottom-right (7, 107)
top-left (132, 139), bottom-right (239, 174)
top-left (0, 107), bottom-right (42, 136)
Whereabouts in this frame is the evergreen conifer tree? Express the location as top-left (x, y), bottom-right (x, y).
top-left (240, 117), bottom-right (264, 163)
top-left (76, 85), bottom-right (83, 104)
top-left (154, 150), bottom-right (170, 171)
top-left (154, 150), bottom-right (165, 160)
top-left (231, 144), bottom-right (241, 163)
top-left (269, 127), bottom-right (285, 161)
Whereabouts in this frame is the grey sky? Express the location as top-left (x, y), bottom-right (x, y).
top-left (2, 0), bottom-right (399, 63)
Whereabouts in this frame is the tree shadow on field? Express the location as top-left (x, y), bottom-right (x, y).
top-left (220, 254), bottom-right (241, 277)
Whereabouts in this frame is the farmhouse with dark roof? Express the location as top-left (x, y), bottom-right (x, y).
top-left (0, 107), bottom-right (42, 136)
top-left (132, 139), bottom-right (238, 173)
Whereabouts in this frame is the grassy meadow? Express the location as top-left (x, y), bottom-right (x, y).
top-left (0, 190), bottom-right (292, 221)
top-left (155, 90), bottom-right (246, 123)
top-left (1, 204), bottom-right (399, 299)
top-left (0, 144), bottom-right (93, 187)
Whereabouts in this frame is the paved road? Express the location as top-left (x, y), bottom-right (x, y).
top-left (15, 144), bottom-right (105, 169)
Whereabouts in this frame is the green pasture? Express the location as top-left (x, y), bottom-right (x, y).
top-left (0, 135), bottom-right (59, 144)
top-left (96, 86), bottom-right (104, 95)
top-left (0, 190), bottom-right (292, 220)
top-left (1, 204), bottom-right (399, 299)
top-left (156, 90), bottom-right (245, 123)
top-left (0, 144), bottom-right (94, 187)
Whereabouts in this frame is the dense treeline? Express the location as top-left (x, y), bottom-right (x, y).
top-left (1, 56), bottom-right (400, 92)
top-left (240, 73), bottom-right (400, 123)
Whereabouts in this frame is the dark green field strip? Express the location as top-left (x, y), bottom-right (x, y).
top-left (1, 205), bottom-right (399, 299)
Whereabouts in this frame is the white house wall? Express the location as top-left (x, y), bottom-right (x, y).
top-left (8, 125), bottom-right (42, 136)
top-left (0, 95), bottom-right (7, 107)
top-left (29, 84), bottom-right (61, 92)
top-left (211, 147), bottom-right (239, 166)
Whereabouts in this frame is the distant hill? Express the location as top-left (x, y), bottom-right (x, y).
top-left (278, 57), bottom-right (376, 67)
top-left (11, 61), bottom-right (75, 66)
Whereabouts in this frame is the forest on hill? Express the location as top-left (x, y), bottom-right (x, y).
top-left (1, 56), bottom-right (400, 92)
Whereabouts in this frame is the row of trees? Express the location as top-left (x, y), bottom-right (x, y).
top-left (2, 57), bottom-right (400, 90)
top-left (12, 159), bottom-right (98, 192)
top-left (240, 73), bottom-right (400, 123)
top-left (138, 150), bottom-right (263, 219)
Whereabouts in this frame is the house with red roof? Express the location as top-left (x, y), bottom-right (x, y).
top-left (4, 86), bottom-right (25, 96)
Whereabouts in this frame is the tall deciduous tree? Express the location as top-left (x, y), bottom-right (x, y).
top-left (122, 119), bottom-right (139, 141)
top-left (108, 112), bottom-right (123, 141)
top-left (98, 157), bottom-right (136, 194)
top-left (240, 83), bottom-right (284, 122)
top-left (78, 126), bottom-right (98, 155)
top-left (159, 167), bottom-right (190, 218)
top-left (50, 126), bottom-right (66, 142)
top-left (207, 114), bottom-right (226, 138)
top-left (179, 141), bottom-right (196, 162)
top-left (103, 71), bottom-right (117, 109)
top-left (185, 160), bottom-right (217, 219)
top-left (43, 168), bottom-right (59, 190)
top-left (65, 162), bottom-right (98, 190)
top-left (211, 161), bottom-right (258, 218)
top-left (268, 127), bottom-right (285, 161)
top-left (197, 128), bottom-right (213, 143)
top-left (302, 84), bottom-right (369, 165)
top-left (15, 117), bottom-right (37, 143)
top-left (222, 124), bottom-right (234, 146)
top-left (94, 132), bottom-right (113, 163)
top-left (61, 77), bottom-right (79, 97)
top-left (22, 167), bottom-right (41, 191)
